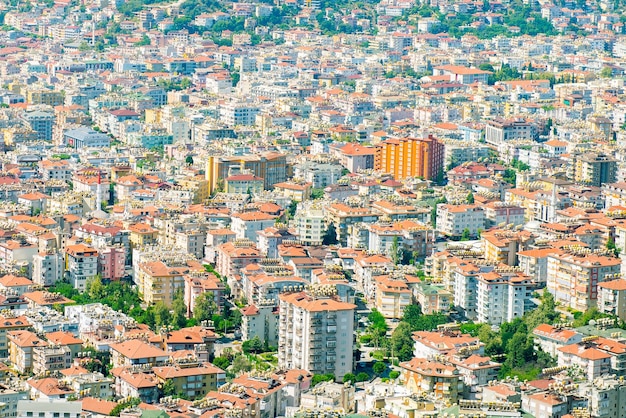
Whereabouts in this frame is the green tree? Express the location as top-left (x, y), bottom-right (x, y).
top-left (466, 192), bottom-right (475, 204)
top-left (194, 292), bottom-right (217, 322)
top-left (390, 322), bottom-right (415, 361)
top-left (134, 34), bottom-right (151, 46)
top-left (311, 373), bottom-right (335, 386)
top-left (172, 290), bottom-right (188, 329)
top-left (154, 302), bottom-right (171, 330)
top-left (185, 155), bottom-right (194, 166)
top-left (461, 228), bottom-right (471, 241)
top-left (373, 361), bottom-right (386, 376)
top-left (390, 236), bottom-right (402, 265)
top-left (600, 66), bottom-right (613, 78)
top-left (356, 372), bottom-right (369, 382)
top-left (343, 373), bottom-right (356, 384)
top-left (212, 356), bottom-right (230, 370)
top-left (607, 238), bottom-right (621, 257)
top-left (242, 336), bottom-right (264, 354)
top-left (85, 275), bottom-right (105, 300)
top-left (161, 380), bottom-right (177, 397)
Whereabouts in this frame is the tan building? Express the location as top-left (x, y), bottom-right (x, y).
top-left (8, 330), bottom-right (45, 374)
top-left (206, 152), bottom-right (287, 194)
top-left (400, 357), bottom-right (463, 404)
top-left (136, 259), bottom-right (204, 306)
top-left (153, 361), bottom-right (225, 399)
top-left (109, 339), bottom-right (169, 368)
top-left (598, 279), bottom-right (626, 321)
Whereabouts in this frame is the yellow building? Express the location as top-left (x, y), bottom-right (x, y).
top-left (145, 109), bottom-right (162, 124)
top-left (136, 259), bottom-right (204, 306)
top-left (374, 135), bottom-right (444, 180)
top-left (128, 223), bottom-right (160, 248)
top-left (373, 275), bottom-right (412, 319)
top-left (153, 361), bottom-right (225, 399)
top-left (177, 175), bottom-right (209, 204)
top-left (25, 89), bottom-right (64, 106)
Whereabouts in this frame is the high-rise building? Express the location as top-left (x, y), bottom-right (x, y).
top-left (206, 152), bottom-right (287, 194)
top-left (570, 153), bottom-right (617, 187)
top-left (278, 287), bottom-right (355, 381)
top-left (374, 135), bottom-right (444, 180)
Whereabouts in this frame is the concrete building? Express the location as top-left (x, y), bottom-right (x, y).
top-left (64, 127), bottom-right (111, 149)
top-left (206, 152), bottom-right (287, 194)
top-left (241, 301), bottom-right (279, 347)
top-left (17, 400), bottom-right (81, 418)
top-left (436, 204), bottom-right (485, 238)
top-left (278, 287), bottom-right (355, 381)
top-left (293, 201), bottom-right (325, 246)
top-left (20, 110), bottom-right (55, 141)
top-left (65, 244), bottom-right (98, 292)
top-left (485, 118), bottom-right (537, 146)
top-left (476, 270), bottom-right (535, 325)
top-left (374, 135), bottom-right (444, 181)
top-left (547, 251), bottom-right (621, 312)
top-left (598, 279), bottom-right (626, 321)
top-left (571, 153), bottom-right (617, 187)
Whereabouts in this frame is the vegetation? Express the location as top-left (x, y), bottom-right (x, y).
top-left (311, 373), bottom-right (335, 386)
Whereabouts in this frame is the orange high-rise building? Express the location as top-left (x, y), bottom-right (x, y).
top-left (374, 135), bottom-right (444, 180)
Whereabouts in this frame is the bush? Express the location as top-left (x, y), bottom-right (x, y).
top-left (359, 335), bottom-right (372, 344)
top-left (389, 371), bottom-right (400, 379)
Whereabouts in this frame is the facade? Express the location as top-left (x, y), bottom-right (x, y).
top-left (476, 270), bottom-right (535, 325)
top-left (547, 252), bottom-right (621, 312)
top-left (64, 127), bottom-right (111, 148)
top-left (399, 357), bottom-right (464, 404)
top-left (571, 153), bottom-right (617, 187)
top-left (436, 204), bottom-right (485, 238)
top-left (485, 118), bottom-right (537, 146)
top-left (64, 244), bottom-right (98, 292)
top-left (241, 302), bottom-right (279, 347)
top-left (374, 135), bottom-right (444, 181)
top-left (293, 201), bottom-right (325, 246)
top-left (206, 152), bottom-right (287, 194)
top-left (598, 279), bottom-right (626, 321)
top-left (278, 289), bottom-right (355, 381)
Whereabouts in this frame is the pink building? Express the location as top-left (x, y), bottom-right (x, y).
top-left (98, 245), bottom-right (126, 281)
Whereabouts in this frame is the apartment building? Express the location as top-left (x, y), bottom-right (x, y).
top-left (278, 287), bottom-right (356, 381)
top-left (325, 203), bottom-right (380, 245)
top-left (598, 279), bottom-right (626, 321)
top-left (367, 220), bottom-right (434, 259)
top-left (399, 357), bottom-right (463, 404)
top-left (64, 244), bottom-right (98, 292)
top-left (374, 135), bottom-right (444, 181)
top-left (571, 153), bottom-right (617, 187)
top-left (219, 101), bottom-right (260, 125)
top-left (8, 330), bottom-right (45, 374)
top-left (436, 204), bottom-right (485, 238)
top-left (231, 211), bottom-right (278, 241)
top-left (241, 302), bottom-right (279, 347)
top-left (0, 316), bottom-right (30, 357)
top-left (485, 118), bottom-right (537, 146)
top-left (532, 324), bottom-right (583, 357)
top-left (153, 361), bottom-right (225, 399)
top-left (293, 201), bottom-right (325, 246)
top-left (547, 251), bottom-right (621, 311)
top-left (476, 269), bottom-right (536, 326)
top-left (206, 152), bottom-right (287, 194)
top-left (19, 110), bottom-right (55, 142)
top-left (373, 275), bottom-right (412, 319)
top-left (136, 259), bottom-right (204, 306)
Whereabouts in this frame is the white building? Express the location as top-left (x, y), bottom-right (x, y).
top-left (476, 270), bottom-right (535, 325)
top-left (278, 287), bottom-right (355, 381)
top-left (65, 244), bottom-right (98, 291)
top-left (293, 201), bottom-right (325, 246)
top-left (436, 204), bottom-right (485, 238)
top-left (220, 101), bottom-right (260, 126)
top-left (17, 400), bottom-right (81, 418)
top-left (32, 252), bottom-right (64, 287)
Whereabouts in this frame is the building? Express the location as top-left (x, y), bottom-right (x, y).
top-left (20, 110), bottom-right (55, 141)
top-left (547, 251), bottom-right (621, 312)
top-left (241, 302), bottom-right (279, 347)
top-left (135, 259), bottom-right (204, 307)
top-left (374, 135), bottom-right (444, 180)
top-left (399, 357), bottom-right (463, 403)
top-left (109, 339), bottom-right (169, 368)
top-left (17, 400), bottom-right (81, 418)
top-left (8, 330), bottom-right (45, 374)
top-left (293, 201), bottom-right (325, 246)
top-left (278, 287), bottom-right (355, 381)
top-left (367, 220), bottom-right (434, 260)
top-left (65, 244), bottom-right (98, 292)
top-left (153, 361), bottom-right (225, 399)
top-left (571, 153), bottom-right (617, 187)
top-left (206, 152), bottom-right (287, 194)
top-left (0, 316), bottom-right (30, 357)
top-left (436, 204), bottom-right (485, 238)
top-left (225, 174), bottom-right (264, 194)
top-left (476, 270), bottom-right (535, 325)
top-left (0, 381), bottom-right (29, 418)
top-left (532, 324), bottom-right (583, 357)
top-left (598, 279), bottom-right (626, 321)
top-left (485, 118), bottom-right (537, 146)
top-left (64, 127), bottom-right (111, 149)
top-left (220, 101), bottom-right (260, 125)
